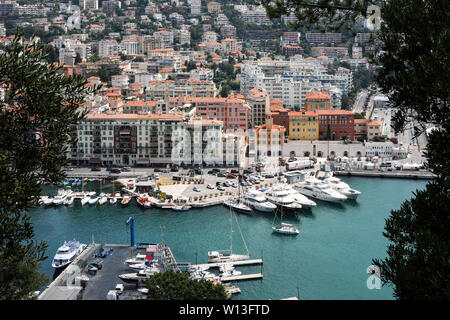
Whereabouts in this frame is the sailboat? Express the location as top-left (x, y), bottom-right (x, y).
top-left (271, 206), bottom-right (299, 235)
top-left (208, 205), bottom-right (250, 263)
top-left (222, 148), bottom-right (252, 214)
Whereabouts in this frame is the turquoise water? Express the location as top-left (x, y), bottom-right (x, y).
top-left (29, 177), bottom-right (427, 300)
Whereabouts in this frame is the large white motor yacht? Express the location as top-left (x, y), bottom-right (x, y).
top-left (51, 240), bottom-right (87, 269)
top-left (294, 178), bottom-right (347, 203)
top-left (276, 183), bottom-right (317, 209)
top-left (242, 190), bottom-right (277, 213)
top-left (323, 177), bottom-right (361, 200)
top-left (262, 185), bottom-right (302, 212)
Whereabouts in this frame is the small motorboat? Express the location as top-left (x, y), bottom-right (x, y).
top-left (88, 195), bottom-right (99, 205)
top-left (136, 196), bottom-right (153, 209)
top-left (121, 195), bottom-right (131, 206)
top-left (43, 196), bottom-right (54, 206)
top-left (81, 196), bottom-right (89, 206)
top-left (98, 193), bottom-right (108, 205)
top-left (63, 195), bottom-right (75, 205)
top-left (109, 193), bottom-right (117, 204)
top-left (172, 205), bottom-right (191, 212)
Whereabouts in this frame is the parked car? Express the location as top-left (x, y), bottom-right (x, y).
top-left (227, 173), bottom-right (236, 179)
top-left (193, 187), bottom-right (201, 192)
top-left (243, 169), bottom-right (253, 174)
top-left (122, 166), bottom-right (131, 172)
top-left (224, 181), bottom-right (231, 187)
top-left (217, 185), bottom-right (225, 191)
top-left (91, 167), bottom-right (101, 172)
top-left (217, 172), bottom-right (226, 177)
top-left (110, 169), bottom-right (121, 174)
top-left (230, 169), bottom-right (239, 174)
top-left (154, 168), bottom-right (162, 172)
top-left (64, 167), bottom-right (74, 171)
top-left (207, 184), bottom-right (214, 190)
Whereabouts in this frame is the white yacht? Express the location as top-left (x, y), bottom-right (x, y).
top-left (263, 185), bottom-right (302, 213)
top-left (272, 222), bottom-right (300, 235)
top-left (52, 190), bottom-right (68, 206)
top-left (63, 193), bottom-right (75, 205)
top-left (43, 196), bottom-right (54, 206)
top-left (80, 195), bottom-right (90, 206)
top-left (276, 183), bottom-right (317, 209)
top-left (118, 266), bottom-right (160, 284)
top-left (51, 240), bottom-right (87, 269)
top-left (294, 178), bottom-right (347, 203)
top-left (125, 253), bottom-right (148, 266)
top-left (219, 264), bottom-right (242, 278)
top-left (242, 190), bottom-right (277, 213)
top-left (223, 199), bottom-right (252, 214)
top-left (207, 250), bottom-right (250, 264)
top-left (323, 177), bottom-right (361, 200)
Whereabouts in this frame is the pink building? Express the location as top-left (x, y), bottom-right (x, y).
top-left (168, 97), bottom-right (249, 132)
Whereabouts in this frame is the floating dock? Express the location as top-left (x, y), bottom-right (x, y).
top-left (190, 258), bottom-right (263, 269)
top-left (221, 273), bottom-right (263, 282)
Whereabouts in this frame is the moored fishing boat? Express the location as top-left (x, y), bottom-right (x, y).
top-left (136, 195), bottom-right (153, 209)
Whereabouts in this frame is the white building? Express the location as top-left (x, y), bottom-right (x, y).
top-left (80, 0), bottom-right (98, 11)
top-left (98, 39), bottom-right (119, 57)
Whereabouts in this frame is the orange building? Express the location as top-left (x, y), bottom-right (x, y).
top-left (305, 92), bottom-right (332, 111)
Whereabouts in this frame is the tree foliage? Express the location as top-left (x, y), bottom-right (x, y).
top-left (146, 270), bottom-right (227, 300)
top-left (0, 36), bottom-right (99, 299)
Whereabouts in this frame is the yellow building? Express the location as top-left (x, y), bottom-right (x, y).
top-left (305, 92), bottom-right (331, 111)
top-left (289, 111), bottom-right (319, 140)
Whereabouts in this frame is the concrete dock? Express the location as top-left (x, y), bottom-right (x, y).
top-left (334, 169), bottom-right (435, 180)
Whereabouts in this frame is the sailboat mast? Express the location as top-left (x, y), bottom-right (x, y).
top-left (229, 205), bottom-right (233, 253)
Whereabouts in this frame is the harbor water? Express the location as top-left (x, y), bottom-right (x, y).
top-left (29, 177), bottom-right (427, 300)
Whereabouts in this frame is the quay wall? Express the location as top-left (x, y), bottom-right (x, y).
top-left (334, 170), bottom-right (435, 180)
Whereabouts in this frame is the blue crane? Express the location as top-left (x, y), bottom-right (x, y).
top-left (125, 216), bottom-right (135, 247)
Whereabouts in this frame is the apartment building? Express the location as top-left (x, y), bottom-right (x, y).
top-left (207, 2), bottom-right (221, 13)
top-left (244, 9), bottom-right (271, 24)
top-left (288, 111), bottom-right (319, 140)
top-left (120, 38), bottom-right (140, 55)
top-left (80, 0), bottom-right (99, 11)
top-left (305, 92), bottom-right (332, 111)
top-left (306, 33), bottom-right (342, 43)
top-left (168, 97), bottom-right (250, 132)
top-left (311, 46), bottom-right (349, 58)
top-left (68, 112), bottom-right (241, 167)
top-left (146, 79), bottom-right (217, 100)
top-left (252, 115), bottom-right (286, 158)
top-left (240, 57), bottom-right (351, 109)
top-left (317, 110), bottom-right (355, 141)
top-left (247, 87), bottom-right (271, 129)
top-left (98, 39), bottom-right (119, 57)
